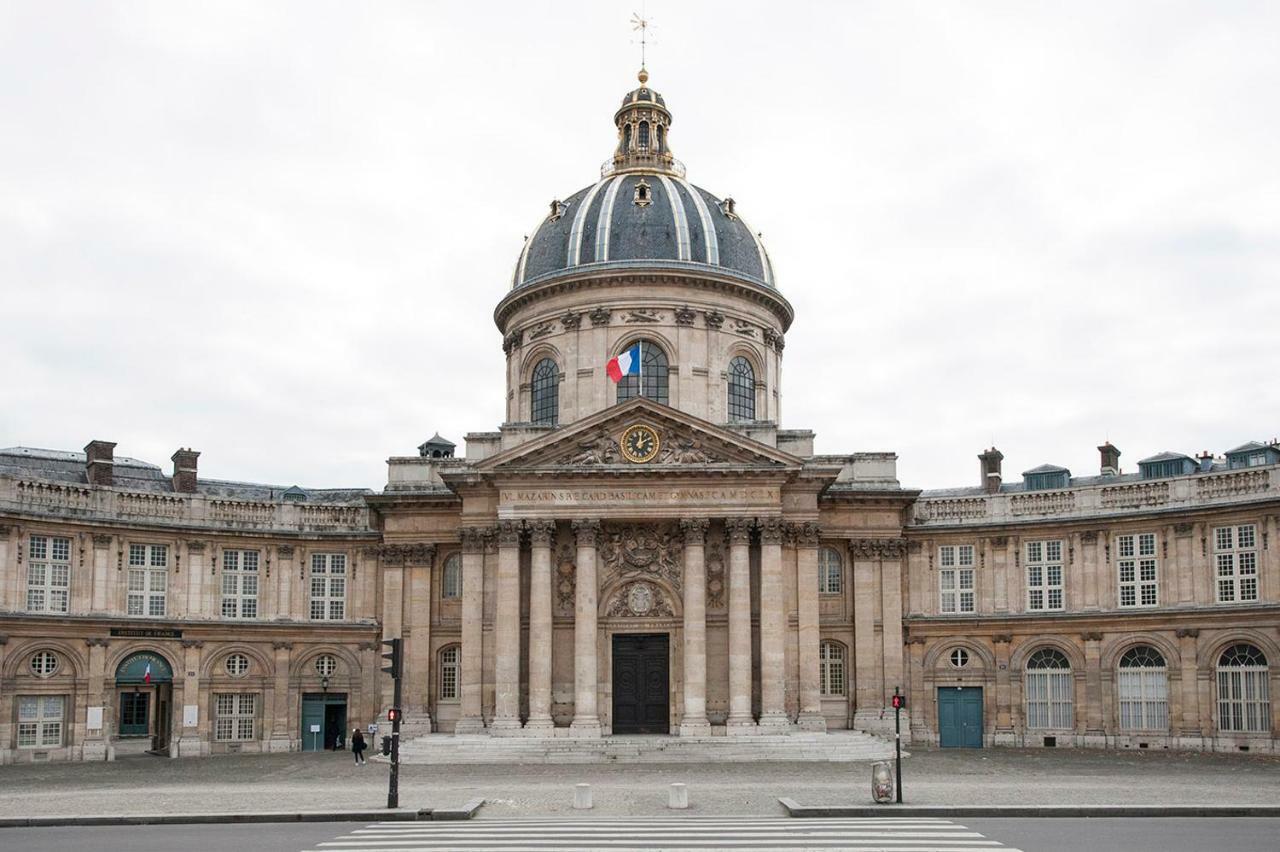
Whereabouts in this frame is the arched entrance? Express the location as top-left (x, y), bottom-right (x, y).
top-left (115, 651), bottom-right (175, 755)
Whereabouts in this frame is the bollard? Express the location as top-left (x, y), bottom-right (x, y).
top-left (668, 783), bottom-right (688, 810)
top-left (871, 761), bottom-right (894, 804)
top-left (574, 783), bottom-right (593, 810)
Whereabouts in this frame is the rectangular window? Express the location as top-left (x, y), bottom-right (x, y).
top-left (1025, 540), bottom-right (1064, 612)
top-left (214, 693), bottom-right (257, 742)
top-left (127, 544), bottom-right (168, 617)
top-left (1116, 533), bottom-right (1158, 609)
top-left (1025, 670), bottom-right (1073, 729)
top-left (1118, 668), bottom-right (1169, 730)
top-left (309, 553), bottom-right (347, 621)
top-left (439, 646), bottom-right (460, 701)
top-left (220, 549), bottom-right (260, 619)
top-left (938, 545), bottom-right (976, 614)
top-left (26, 535), bottom-right (71, 614)
top-left (17, 695), bottom-right (65, 748)
top-left (1214, 525), bottom-right (1259, 603)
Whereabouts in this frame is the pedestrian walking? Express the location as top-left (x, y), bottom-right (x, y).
top-left (351, 727), bottom-right (367, 765)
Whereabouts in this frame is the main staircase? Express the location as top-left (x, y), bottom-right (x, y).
top-left (394, 730), bottom-right (895, 765)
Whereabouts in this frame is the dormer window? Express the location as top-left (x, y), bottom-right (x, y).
top-left (1138, 453), bottom-right (1195, 479)
top-left (1022, 465), bottom-right (1070, 491)
top-left (548, 199), bottom-right (568, 221)
top-left (719, 197), bottom-right (737, 219)
top-left (282, 486), bottom-right (307, 503)
top-left (633, 179), bottom-right (652, 207)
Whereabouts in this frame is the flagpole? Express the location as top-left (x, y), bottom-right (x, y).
top-left (638, 340), bottom-right (643, 397)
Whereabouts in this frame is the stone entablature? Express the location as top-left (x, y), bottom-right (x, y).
top-left (911, 465), bottom-right (1276, 528)
top-left (0, 475), bottom-right (373, 534)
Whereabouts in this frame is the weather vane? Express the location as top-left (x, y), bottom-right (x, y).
top-left (631, 9), bottom-right (653, 72)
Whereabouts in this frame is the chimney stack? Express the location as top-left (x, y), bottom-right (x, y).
top-left (978, 447), bottom-right (1004, 494)
top-left (1197, 450), bottom-right (1214, 473)
top-left (1098, 442), bottom-right (1121, 476)
top-left (171, 448), bottom-right (200, 493)
top-left (84, 440), bottom-right (117, 487)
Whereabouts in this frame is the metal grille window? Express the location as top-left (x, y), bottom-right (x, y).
top-left (221, 550), bottom-right (260, 619)
top-left (214, 693), bottom-right (256, 742)
top-left (1025, 540), bottom-right (1064, 612)
top-left (1117, 533), bottom-right (1158, 608)
top-left (17, 695), bottom-right (64, 748)
top-left (439, 646), bottom-right (460, 700)
top-left (314, 655), bottom-right (337, 678)
top-left (615, 341), bottom-right (669, 404)
top-left (727, 356), bottom-right (756, 422)
top-left (1117, 646), bottom-right (1168, 730)
top-left (309, 553), bottom-right (346, 620)
top-left (26, 535), bottom-right (71, 613)
top-left (530, 358), bottom-right (560, 426)
top-left (939, 545), bottom-right (976, 613)
top-left (441, 554), bottom-right (462, 600)
top-left (819, 641), bottom-right (845, 696)
top-left (1217, 644), bottom-right (1270, 733)
top-left (818, 547), bottom-right (843, 594)
top-left (1024, 648), bottom-right (1073, 729)
top-left (127, 544), bottom-right (168, 617)
top-left (1214, 525), bottom-right (1259, 603)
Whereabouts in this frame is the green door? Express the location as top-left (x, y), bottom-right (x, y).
top-left (120, 692), bottom-right (149, 736)
top-left (301, 693), bottom-right (347, 752)
top-left (938, 686), bottom-right (983, 748)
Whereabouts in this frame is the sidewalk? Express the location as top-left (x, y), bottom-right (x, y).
top-left (0, 746), bottom-right (1276, 819)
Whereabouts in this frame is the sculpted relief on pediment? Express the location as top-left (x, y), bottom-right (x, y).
top-left (563, 426), bottom-right (724, 467)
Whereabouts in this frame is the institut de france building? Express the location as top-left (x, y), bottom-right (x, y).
top-left (2, 70), bottom-right (1277, 763)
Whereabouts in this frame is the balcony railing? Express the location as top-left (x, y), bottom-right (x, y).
top-left (601, 153), bottom-right (686, 179)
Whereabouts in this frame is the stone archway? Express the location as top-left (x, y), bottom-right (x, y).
top-left (114, 650), bottom-right (176, 755)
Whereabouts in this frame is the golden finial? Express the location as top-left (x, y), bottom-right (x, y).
top-left (638, 67), bottom-right (649, 84)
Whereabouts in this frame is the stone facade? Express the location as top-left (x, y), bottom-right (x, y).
top-left (2, 69), bottom-right (1276, 762)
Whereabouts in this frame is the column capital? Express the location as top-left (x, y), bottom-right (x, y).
top-left (528, 519), bottom-right (556, 546)
top-left (757, 517), bottom-right (785, 545)
top-left (496, 520), bottom-right (523, 547)
top-left (725, 517), bottom-right (753, 544)
top-left (459, 526), bottom-right (494, 553)
top-left (791, 521), bottom-right (820, 547)
top-left (271, 641), bottom-right (293, 651)
top-left (679, 517), bottom-right (709, 544)
top-left (571, 518), bottom-right (602, 547)
top-left (1174, 627), bottom-right (1201, 639)
top-left (849, 537), bottom-right (907, 559)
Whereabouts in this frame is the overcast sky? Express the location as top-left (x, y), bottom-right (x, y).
top-left (2, 2), bottom-right (1277, 491)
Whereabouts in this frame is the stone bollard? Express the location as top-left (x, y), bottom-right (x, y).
top-left (668, 782), bottom-right (689, 809)
top-left (574, 783), bottom-right (593, 810)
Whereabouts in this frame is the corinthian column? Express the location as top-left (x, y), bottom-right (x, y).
top-left (795, 522), bottom-right (826, 731)
top-left (725, 517), bottom-right (755, 733)
top-left (679, 518), bottom-right (711, 735)
top-left (525, 520), bottom-right (556, 733)
top-left (455, 526), bottom-right (490, 735)
top-left (569, 519), bottom-right (602, 737)
top-left (758, 517), bottom-right (789, 730)
top-left (490, 520), bottom-right (523, 733)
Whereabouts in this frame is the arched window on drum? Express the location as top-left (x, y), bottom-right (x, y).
top-left (530, 358), bottom-right (559, 426)
top-left (616, 340), bottom-right (669, 405)
top-left (727, 356), bottom-right (756, 422)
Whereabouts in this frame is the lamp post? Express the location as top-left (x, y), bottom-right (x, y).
top-left (321, 676), bottom-right (330, 750)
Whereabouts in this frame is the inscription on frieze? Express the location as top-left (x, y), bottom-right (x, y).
top-left (500, 485), bottom-right (779, 508)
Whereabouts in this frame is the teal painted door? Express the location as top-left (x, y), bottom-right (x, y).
top-left (301, 693), bottom-right (347, 752)
top-left (938, 687), bottom-right (983, 748)
top-left (120, 692), bottom-right (149, 736)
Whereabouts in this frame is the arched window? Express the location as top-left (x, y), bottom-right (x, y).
top-left (1025, 648), bottom-right (1073, 730)
top-left (820, 641), bottom-right (845, 696)
top-left (655, 125), bottom-right (665, 152)
top-left (623, 123), bottom-right (632, 151)
top-left (818, 546), bottom-right (843, 594)
top-left (727, 356), bottom-right (756, 422)
top-left (439, 646), bottom-right (460, 701)
top-left (1117, 645), bottom-right (1168, 731)
top-left (530, 358), bottom-right (559, 426)
top-left (1217, 644), bottom-right (1270, 733)
top-left (616, 340), bottom-right (669, 405)
top-left (638, 121), bottom-right (650, 150)
top-left (441, 554), bottom-right (462, 600)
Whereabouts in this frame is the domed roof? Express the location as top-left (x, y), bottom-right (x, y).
top-left (512, 175), bottom-right (776, 291)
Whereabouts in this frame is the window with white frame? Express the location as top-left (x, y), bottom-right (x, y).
top-left (127, 544), bottom-right (168, 617)
top-left (224, 653), bottom-right (250, 677)
top-left (1117, 645), bottom-right (1168, 730)
top-left (221, 549), bottom-right (260, 619)
top-left (1117, 533), bottom-right (1158, 608)
top-left (818, 547), bottom-right (843, 595)
top-left (214, 693), bottom-right (256, 742)
top-left (1024, 648), bottom-right (1073, 729)
top-left (314, 654), bottom-right (337, 678)
top-left (17, 695), bottom-right (64, 748)
top-left (1216, 644), bottom-right (1270, 733)
top-left (26, 535), bottom-right (71, 613)
top-left (1214, 525), bottom-right (1259, 603)
top-left (309, 553), bottom-right (346, 620)
top-left (1025, 540), bottom-right (1064, 612)
top-left (441, 554), bottom-right (462, 600)
top-left (939, 545), bottom-right (976, 613)
top-left (819, 641), bottom-right (846, 696)
top-left (439, 646), bottom-right (460, 700)
top-left (29, 651), bottom-right (59, 677)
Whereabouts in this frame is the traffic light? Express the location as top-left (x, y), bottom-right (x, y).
top-left (380, 736), bottom-right (391, 756)
top-left (387, 708), bottom-right (400, 723)
top-left (891, 693), bottom-right (905, 710)
top-left (380, 637), bottom-right (402, 680)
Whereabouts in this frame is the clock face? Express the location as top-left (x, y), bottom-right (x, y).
top-left (620, 424), bottom-right (660, 463)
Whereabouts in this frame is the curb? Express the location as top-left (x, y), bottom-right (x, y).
top-left (0, 801), bottom-right (484, 829)
top-left (777, 798), bottom-right (1280, 818)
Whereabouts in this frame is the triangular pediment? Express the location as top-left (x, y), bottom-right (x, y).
top-left (474, 398), bottom-right (804, 473)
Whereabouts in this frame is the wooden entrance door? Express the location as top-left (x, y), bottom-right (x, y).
top-left (611, 634), bottom-right (670, 734)
top-left (938, 686), bottom-right (984, 748)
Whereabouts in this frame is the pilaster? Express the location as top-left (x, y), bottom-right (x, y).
top-left (569, 519), bottom-right (602, 737)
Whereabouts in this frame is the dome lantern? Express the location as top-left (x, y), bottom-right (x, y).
top-left (609, 69), bottom-right (682, 178)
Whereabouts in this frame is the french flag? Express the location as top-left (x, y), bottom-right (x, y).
top-left (143, 662), bottom-right (152, 684)
top-left (606, 342), bottom-right (642, 383)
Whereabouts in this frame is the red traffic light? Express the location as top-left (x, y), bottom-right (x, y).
top-left (387, 708), bottom-right (400, 722)
top-left (891, 694), bottom-right (905, 709)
